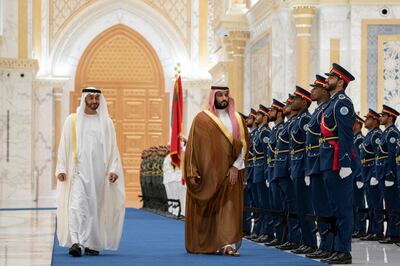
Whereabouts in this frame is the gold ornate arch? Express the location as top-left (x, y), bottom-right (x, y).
top-left (71, 24), bottom-right (169, 206)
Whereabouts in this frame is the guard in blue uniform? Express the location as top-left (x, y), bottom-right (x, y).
top-left (240, 111), bottom-right (252, 238)
top-left (305, 75), bottom-right (335, 260)
top-left (275, 94), bottom-right (301, 251)
top-left (244, 109), bottom-right (258, 239)
top-left (252, 104), bottom-right (275, 243)
top-left (359, 109), bottom-right (384, 241)
top-left (249, 107), bottom-right (265, 240)
top-left (288, 86), bottom-right (317, 255)
top-left (352, 115), bottom-right (367, 238)
top-left (376, 105), bottom-right (400, 244)
top-left (319, 63), bottom-right (355, 264)
top-left (264, 99), bottom-right (287, 247)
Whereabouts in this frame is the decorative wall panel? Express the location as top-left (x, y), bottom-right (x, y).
top-left (365, 23), bottom-right (400, 111)
top-left (49, 0), bottom-right (191, 51)
top-left (378, 35), bottom-right (400, 127)
top-left (249, 34), bottom-right (271, 109)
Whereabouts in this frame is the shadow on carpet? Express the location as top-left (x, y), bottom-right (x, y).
top-left (52, 208), bottom-right (322, 266)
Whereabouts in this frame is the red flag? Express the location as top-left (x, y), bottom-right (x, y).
top-left (170, 76), bottom-right (183, 169)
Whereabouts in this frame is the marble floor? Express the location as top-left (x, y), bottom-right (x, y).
top-left (0, 209), bottom-right (56, 266)
top-left (1, 204), bottom-right (400, 266)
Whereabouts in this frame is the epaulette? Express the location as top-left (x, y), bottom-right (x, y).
top-left (338, 93), bottom-right (354, 105)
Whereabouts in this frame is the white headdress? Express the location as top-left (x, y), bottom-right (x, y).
top-left (76, 87), bottom-right (112, 168)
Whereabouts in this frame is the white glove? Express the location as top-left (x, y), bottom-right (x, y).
top-left (265, 180), bottom-right (270, 188)
top-left (370, 177), bottom-right (379, 186)
top-left (385, 180), bottom-right (394, 187)
top-left (339, 167), bottom-right (352, 179)
top-left (305, 176), bottom-right (310, 186)
top-left (356, 181), bottom-right (364, 189)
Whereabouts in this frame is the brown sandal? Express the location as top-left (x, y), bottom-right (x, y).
top-left (219, 245), bottom-right (240, 257)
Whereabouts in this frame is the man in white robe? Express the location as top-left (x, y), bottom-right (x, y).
top-left (163, 153), bottom-right (186, 216)
top-left (56, 87), bottom-right (125, 257)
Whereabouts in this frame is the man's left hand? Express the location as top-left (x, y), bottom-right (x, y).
top-left (227, 166), bottom-right (238, 185)
top-left (109, 172), bottom-right (118, 183)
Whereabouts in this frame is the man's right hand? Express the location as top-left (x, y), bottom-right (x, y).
top-left (57, 173), bottom-right (66, 182)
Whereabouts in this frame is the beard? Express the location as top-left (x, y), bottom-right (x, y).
top-left (327, 80), bottom-right (337, 92)
top-left (85, 99), bottom-right (99, 111)
top-left (214, 99), bottom-right (228, 109)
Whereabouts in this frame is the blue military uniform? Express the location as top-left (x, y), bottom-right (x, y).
top-left (360, 111), bottom-right (383, 239)
top-left (320, 64), bottom-right (355, 255)
top-left (244, 109), bottom-right (257, 237)
top-left (252, 105), bottom-right (274, 240)
top-left (274, 95), bottom-right (301, 248)
top-left (289, 86), bottom-right (316, 250)
top-left (376, 105), bottom-right (400, 241)
top-left (352, 116), bottom-right (367, 236)
top-left (266, 99), bottom-right (286, 246)
top-left (258, 105), bottom-right (275, 241)
top-left (305, 75), bottom-right (334, 254)
top-left (250, 119), bottom-right (263, 237)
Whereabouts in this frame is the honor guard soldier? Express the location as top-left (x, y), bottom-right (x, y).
top-left (265, 99), bottom-right (287, 247)
top-left (319, 63), bottom-right (355, 264)
top-left (352, 115), bottom-right (367, 238)
top-left (241, 112), bottom-right (253, 238)
top-left (305, 75), bottom-right (334, 260)
top-left (274, 94), bottom-right (301, 251)
top-left (249, 106), bottom-right (265, 240)
top-left (245, 108), bottom-right (259, 240)
top-left (376, 105), bottom-right (400, 244)
top-left (359, 109), bottom-right (384, 241)
top-left (252, 104), bottom-right (275, 243)
top-left (289, 86), bottom-right (317, 255)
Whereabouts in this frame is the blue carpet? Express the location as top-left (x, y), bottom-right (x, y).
top-left (52, 208), bottom-right (322, 265)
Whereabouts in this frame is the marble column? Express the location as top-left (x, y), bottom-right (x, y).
top-left (293, 6), bottom-right (315, 88)
top-left (209, 32), bottom-right (249, 113)
top-left (227, 31), bottom-right (249, 113)
top-left (182, 78), bottom-right (211, 136)
top-left (0, 58), bottom-right (38, 202)
top-left (32, 78), bottom-right (67, 204)
top-left (53, 87), bottom-right (63, 189)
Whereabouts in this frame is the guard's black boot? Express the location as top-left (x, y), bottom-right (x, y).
top-left (321, 252), bottom-right (352, 264)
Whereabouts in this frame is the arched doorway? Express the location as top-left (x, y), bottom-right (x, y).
top-left (70, 24), bottom-right (169, 206)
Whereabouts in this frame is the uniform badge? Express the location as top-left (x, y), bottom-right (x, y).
top-left (303, 124), bottom-right (309, 131)
top-left (263, 137), bottom-right (269, 143)
top-left (375, 139), bottom-right (380, 145)
top-left (339, 94), bottom-right (346, 100)
top-left (390, 137), bottom-right (396, 143)
top-left (340, 106), bottom-right (349, 116)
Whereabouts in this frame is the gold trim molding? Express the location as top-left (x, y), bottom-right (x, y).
top-left (330, 39), bottom-right (340, 66)
top-left (0, 57), bottom-right (39, 72)
top-left (33, 78), bottom-right (68, 90)
top-left (18, 0), bottom-right (28, 59)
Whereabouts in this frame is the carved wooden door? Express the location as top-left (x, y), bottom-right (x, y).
top-left (70, 24), bottom-right (169, 206)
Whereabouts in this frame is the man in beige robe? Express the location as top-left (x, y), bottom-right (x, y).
top-left (184, 86), bottom-right (249, 256)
